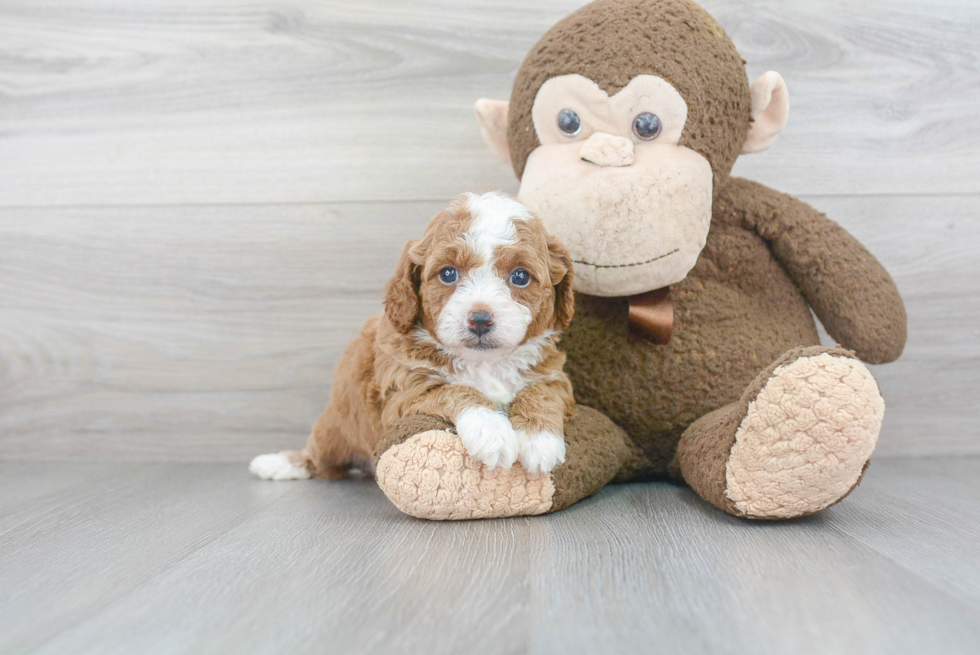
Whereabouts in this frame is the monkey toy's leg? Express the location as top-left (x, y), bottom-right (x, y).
top-left (374, 407), bottom-right (639, 520)
top-left (675, 346), bottom-right (883, 519)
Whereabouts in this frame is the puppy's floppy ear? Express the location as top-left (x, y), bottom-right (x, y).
top-left (384, 239), bottom-right (424, 333)
top-left (546, 233), bottom-right (575, 331)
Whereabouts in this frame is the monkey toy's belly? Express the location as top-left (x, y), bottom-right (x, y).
top-left (560, 221), bottom-right (821, 477)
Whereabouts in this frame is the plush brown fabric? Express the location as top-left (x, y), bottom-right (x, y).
top-left (674, 403), bottom-right (742, 514)
top-left (612, 434), bottom-right (658, 484)
top-left (675, 345), bottom-right (857, 517)
top-left (723, 178), bottom-right (907, 364)
top-left (507, 0), bottom-right (751, 194)
top-left (549, 405), bottom-right (633, 511)
top-left (561, 175), bottom-right (906, 478)
top-left (563, 186), bottom-right (817, 474)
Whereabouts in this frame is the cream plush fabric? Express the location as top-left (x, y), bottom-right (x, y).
top-left (726, 354), bottom-right (884, 518)
top-left (375, 430), bottom-right (555, 520)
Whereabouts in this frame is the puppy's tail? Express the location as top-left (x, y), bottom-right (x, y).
top-left (248, 450), bottom-right (313, 481)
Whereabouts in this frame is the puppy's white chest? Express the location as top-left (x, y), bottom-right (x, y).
top-left (446, 360), bottom-right (529, 408)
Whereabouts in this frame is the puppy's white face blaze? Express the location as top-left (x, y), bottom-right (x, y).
top-left (435, 193), bottom-right (535, 361)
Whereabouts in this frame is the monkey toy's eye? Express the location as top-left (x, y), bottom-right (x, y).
top-left (439, 267), bottom-right (458, 285)
top-left (632, 112), bottom-right (662, 140)
top-left (557, 109), bottom-right (582, 136)
top-left (509, 268), bottom-right (531, 287)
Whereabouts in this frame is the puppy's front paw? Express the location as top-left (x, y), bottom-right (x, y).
top-left (517, 431), bottom-right (566, 476)
top-left (455, 407), bottom-right (520, 470)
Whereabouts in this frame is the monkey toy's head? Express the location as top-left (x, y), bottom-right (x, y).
top-left (476, 0), bottom-right (789, 297)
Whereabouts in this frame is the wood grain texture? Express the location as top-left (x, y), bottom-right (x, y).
top-left (1, 459), bottom-right (978, 654)
top-left (0, 0), bottom-right (978, 206)
top-left (0, 463), bottom-right (303, 654)
top-left (830, 457), bottom-right (980, 611)
top-left (2, 194), bottom-right (977, 460)
top-left (0, 201), bottom-right (436, 459)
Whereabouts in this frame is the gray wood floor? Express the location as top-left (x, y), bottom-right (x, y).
top-left (1, 457), bottom-right (978, 655)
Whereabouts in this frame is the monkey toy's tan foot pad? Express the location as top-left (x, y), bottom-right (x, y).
top-left (374, 408), bottom-right (631, 521)
top-left (375, 426), bottom-right (554, 521)
top-left (725, 348), bottom-right (884, 519)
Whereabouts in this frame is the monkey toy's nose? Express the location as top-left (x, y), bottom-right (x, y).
top-left (580, 132), bottom-right (635, 167)
top-left (467, 310), bottom-right (494, 337)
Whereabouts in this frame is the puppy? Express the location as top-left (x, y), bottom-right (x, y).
top-left (250, 191), bottom-right (575, 482)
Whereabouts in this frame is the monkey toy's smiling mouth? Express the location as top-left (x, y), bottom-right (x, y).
top-left (571, 248), bottom-right (680, 270)
top-left (519, 140), bottom-right (712, 297)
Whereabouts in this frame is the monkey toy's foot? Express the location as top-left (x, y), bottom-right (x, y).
top-left (678, 346), bottom-right (884, 519)
top-left (374, 408), bottom-right (631, 520)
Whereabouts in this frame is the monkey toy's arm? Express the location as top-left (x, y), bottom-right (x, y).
top-left (725, 177), bottom-right (907, 364)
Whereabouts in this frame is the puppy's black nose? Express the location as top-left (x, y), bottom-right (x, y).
top-left (467, 310), bottom-right (494, 336)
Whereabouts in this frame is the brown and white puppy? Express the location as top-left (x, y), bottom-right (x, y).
top-left (249, 191), bottom-right (575, 481)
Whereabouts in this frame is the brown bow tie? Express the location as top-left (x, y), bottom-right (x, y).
top-left (627, 287), bottom-right (673, 344)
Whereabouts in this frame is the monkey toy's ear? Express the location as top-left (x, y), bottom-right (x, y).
top-left (384, 239), bottom-right (423, 333)
top-left (742, 71), bottom-right (790, 154)
top-left (474, 99), bottom-right (511, 165)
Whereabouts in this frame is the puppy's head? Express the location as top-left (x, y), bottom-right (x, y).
top-left (384, 192), bottom-right (573, 360)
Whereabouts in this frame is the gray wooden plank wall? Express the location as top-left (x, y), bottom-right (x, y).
top-left (1, 0), bottom-right (978, 460)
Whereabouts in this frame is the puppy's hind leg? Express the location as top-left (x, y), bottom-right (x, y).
top-left (302, 401), bottom-right (371, 479)
top-left (249, 407), bottom-right (348, 481)
top-left (250, 398), bottom-right (368, 481)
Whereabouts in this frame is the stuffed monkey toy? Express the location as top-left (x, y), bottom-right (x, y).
top-left (372, 0), bottom-right (906, 520)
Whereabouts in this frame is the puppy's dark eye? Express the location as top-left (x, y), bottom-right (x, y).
top-left (439, 267), bottom-right (458, 285)
top-left (632, 112), bottom-right (662, 140)
top-left (557, 109), bottom-right (581, 136)
top-left (509, 269), bottom-right (531, 287)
